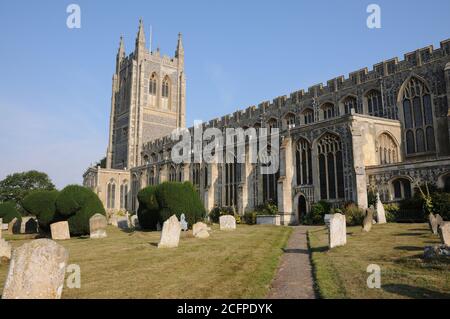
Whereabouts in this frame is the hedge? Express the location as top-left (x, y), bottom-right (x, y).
top-left (137, 182), bottom-right (205, 230)
top-left (22, 190), bottom-right (59, 231)
top-left (56, 185), bottom-right (106, 235)
top-left (0, 202), bottom-right (22, 224)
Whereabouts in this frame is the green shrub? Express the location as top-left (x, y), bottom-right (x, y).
top-left (431, 192), bottom-right (450, 220)
top-left (138, 182), bottom-right (206, 229)
top-left (209, 206), bottom-right (234, 223)
top-left (304, 201), bottom-right (330, 225)
top-left (0, 202), bottom-right (22, 223)
top-left (137, 186), bottom-right (159, 230)
top-left (255, 201), bottom-right (278, 215)
top-left (56, 185), bottom-right (105, 235)
top-left (343, 203), bottom-right (365, 226)
top-left (384, 203), bottom-right (399, 222)
top-left (22, 190), bottom-right (59, 231)
top-left (243, 211), bottom-right (257, 225)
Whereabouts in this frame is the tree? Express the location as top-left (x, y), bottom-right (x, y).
top-left (0, 170), bottom-right (56, 205)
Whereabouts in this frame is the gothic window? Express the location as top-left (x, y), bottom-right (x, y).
top-left (391, 178), bottom-right (412, 199)
top-left (143, 155), bottom-right (149, 165)
top-left (283, 113), bottom-right (296, 129)
top-left (120, 181), bottom-right (128, 210)
top-left (366, 90), bottom-right (383, 117)
top-left (296, 138), bottom-right (312, 185)
top-left (161, 76), bottom-right (170, 110)
top-left (149, 73), bottom-right (157, 95)
top-left (377, 133), bottom-right (399, 165)
top-left (343, 96), bottom-right (357, 114)
top-left (317, 133), bottom-right (345, 200)
top-left (322, 103), bottom-right (335, 120)
top-left (148, 167), bottom-right (155, 185)
top-left (303, 109), bottom-right (314, 124)
top-left (107, 180), bottom-right (116, 209)
top-left (192, 163), bottom-right (201, 189)
top-left (169, 165), bottom-right (178, 182)
top-left (267, 118), bottom-right (278, 132)
top-left (262, 145), bottom-right (279, 204)
top-left (131, 174), bottom-right (139, 212)
top-left (401, 77), bottom-right (435, 155)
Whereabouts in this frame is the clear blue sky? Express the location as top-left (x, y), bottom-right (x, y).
top-left (0, 0), bottom-right (449, 188)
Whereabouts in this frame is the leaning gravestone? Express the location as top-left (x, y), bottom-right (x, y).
top-left (0, 238), bottom-right (12, 262)
top-left (130, 215), bottom-right (139, 228)
top-left (219, 215), bottom-right (236, 230)
top-left (329, 213), bottom-right (347, 249)
top-left (362, 209), bottom-right (373, 232)
top-left (180, 213), bottom-right (188, 231)
top-left (89, 214), bottom-right (107, 239)
top-left (158, 215), bottom-right (181, 248)
top-left (429, 213), bottom-right (438, 235)
top-left (8, 218), bottom-right (19, 234)
top-left (438, 222), bottom-right (450, 246)
top-left (193, 222), bottom-right (210, 239)
top-left (20, 216), bottom-right (38, 234)
top-left (2, 239), bottom-right (69, 299)
top-left (375, 193), bottom-right (386, 224)
top-left (435, 214), bottom-right (445, 228)
top-left (50, 221), bottom-right (70, 240)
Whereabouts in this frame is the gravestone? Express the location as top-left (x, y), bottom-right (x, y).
top-left (1, 239), bottom-right (69, 299)
top-left (158, 215), bottom-right (181, 248)
top-left (219, 215), bottom-right (236, 230)
top-left (362, 209), bottom-right (373, 232)
top-left (329, 213), bottom-right (347, 249)
top-left (0, 239), bottom-right (12, 261)
top-left (375, 193), bottom-right (386, 224)
top-left (438, 222), bottom-right (450, 246)
top-left (180, 213), bottom-right (188, 231)
top-left (117, 217), bottom-right (129, 230)
top-left (193, 222), bottom-right (210, 239)
top-left (109, 215), bottom-right (118, 227)
top-left (435, 214), bottom-right (445, 228)
top-left (429, 213), bottom-right (438, 235)
top-left (50, 221), bottom-right (70, 240)
top-left (89, 214), bottom-right (107, 239)
top-left (20, 216), bottom-right (38, 234)
top-left (8, 218), bottom-right (19, 234)
top-left (130, 215), bottom-right (139, 228)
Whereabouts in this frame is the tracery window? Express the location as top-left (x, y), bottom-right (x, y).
top-left (149, 73), bottom-right (157, 95)
top-left (343, 96), bottom-right (357, 114)
top-left (120, 181), bottom-right (128, 210)
top-left (317, 133), bottom-right (344, 200)
top-left (401, 77), bottom-right (435, 155)
top-left (366, 90), bottom-right (383, 117)
top-left (392, 178), bottom-right (412, 199)
top-left (377, 133), bottom-right (399, 165)
top-left (303, 109), bottom-right (314, 124)
top-left (261, 145), bottom-right (279, 203)
top-left (107, 180), bottom-right (116, 209)
top-left (322, 103), bottom-right (335, 120)
top-left (296, 138), bottom-right (312, 185)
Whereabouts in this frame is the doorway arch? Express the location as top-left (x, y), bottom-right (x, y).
top-left (294, 194), bottom-right (308, 224)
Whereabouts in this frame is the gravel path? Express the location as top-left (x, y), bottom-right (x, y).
top-left (267, 226), bottom-right (316, 299)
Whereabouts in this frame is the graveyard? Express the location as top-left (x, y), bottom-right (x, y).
top-left (0, 224), bottom-right (291, 298)
top-left (308, 223), bottom-right (450, 299)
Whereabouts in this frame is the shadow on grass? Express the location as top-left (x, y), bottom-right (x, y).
top-left (383, 283), bottom-right (450, 299)
top-left (394, 246), bottom-right (424, 251)
top-left (309, 246), bottom-right (328, 253)
top-left (282, 248), bottom-right (309, 254)
top-left (149, 242), bottom-right (158, 247)
top-left (392, 232), bottom-right (425, 236)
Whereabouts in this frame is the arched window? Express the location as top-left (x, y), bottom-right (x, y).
top-left (343, 96), bottom-right (357, 114)
top-left (366, 90), bottom-right (383, 117)
top-left (161, 76), bottom-right (170, 109)
top-left (148, 167), bottom-right (155, 185)
top-left (149, 73), bottom-right (157, 95)
top-left (401, 77), bottom-right (435, 155)
top-left (296, 138), bottom-right (312, 185)
top-left (317, 133), bottom-right (345, 200)
top-left (107, 180), bottom-right (116, 209)
top-left (321, 103), bottom-right (335, 120)
top-left (131, 174), bottom-right (139, 212)
top-left (391, 178), bottom-right (412, 200)
top-left (283, 113), bottom-right (296, 129)
top-left (120, 181), bottom-right (128, 210)
top-left (267, 118), bottom-right (278, 131)
top-left (377, 133), bottom-right (399, 165)
top-left (192, 163), bottom-right (201, 189)
top-left (303, 109), bottom-right (314, 124)
top-left (143, 155), bottom-right (149, 165)
top-left (261, 145), bottom-right (279, 204)
top-left (169, 165), bottom-right (178, 182)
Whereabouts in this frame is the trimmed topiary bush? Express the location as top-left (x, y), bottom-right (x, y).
top-left (0, 202), bottom-right (22, 223)
top-left (137, 182), bottom-right (206, 230)
top-left (22, 190), bottom-right (60, 231)
top-left (56, 185), bottom-right (106, 235)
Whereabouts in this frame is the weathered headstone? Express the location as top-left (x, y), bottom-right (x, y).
top-left (50, 221), bottom-right (70, 240)
top-left (362, 209), bottom-right (373, 232)
top-left (329, 213), bottom-right (347, 249)
top-left (0, 238), bottom-right (12, 261)
top-left (20, 216), bottom-right (38, 234)
top-left (219, 215), bottom-right (236, 230)
top-left (2, 239), bottom-right (69, 299)
top-left (429, 213), bottom-right (438, 235)
top-left (89, 214), bottom-right (107, 239)
top-left (193, 222), bottom-right (210, 238)
top-left (158, 215), bottom-right (181, 248)
top-left (130, 215), bottom-right (139, 228)
top-left (438, 222), bottom-right (450, 246)
top-left (180, 213), bottom-right (188, 231)
top-left (375, 193), bottom-right (386, 224)
top-left (109, 215), bottom-right (118, 227)
top-left (436, 214), bottom-right (445, 228)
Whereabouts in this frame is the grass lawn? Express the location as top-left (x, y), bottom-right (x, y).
top-left (308, 223), bottom-right (450, 299)
top-left (0, 224), bottom-right (292, 299)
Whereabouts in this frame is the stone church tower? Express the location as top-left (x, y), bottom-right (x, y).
top-left (106, 19), bottom-right (186, 170)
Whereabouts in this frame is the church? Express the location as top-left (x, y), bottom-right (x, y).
top-left (83, 20), bottom-right (450, 225)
